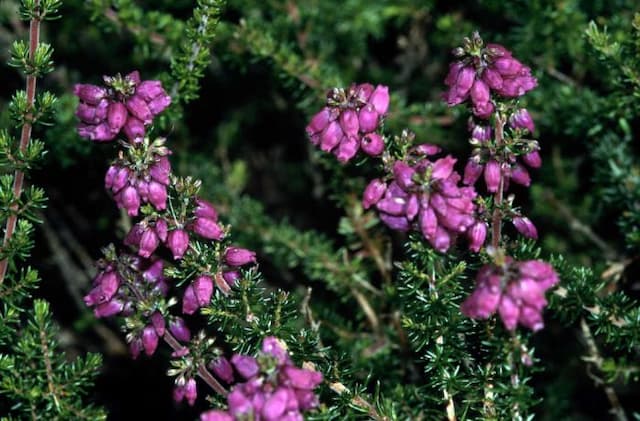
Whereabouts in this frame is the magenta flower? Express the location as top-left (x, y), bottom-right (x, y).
top-left (364, 149), bottom-right (481, 252)
top-left (74, 71), bottom-right (171, 142)
top-left (461, 258), bottom-right (559, 331)
top-left (202, 336), bottom-right (323, 420)
top-left (306, 83), bottom-right (389, 163)
top-left (105, 149), bottom-right (171, 216)
top-left (444, 34), bottom-right (537, 118)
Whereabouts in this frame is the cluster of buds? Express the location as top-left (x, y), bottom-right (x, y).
top-left (104, 137), bottom-right (171, 216)
top-left (306, 83), bottom-right (389, 163)
top-left (200, 337), bottom-right (323, 421)
top-left (83, 252), bottom-right (172, 354)
top-left (461, 256), bottom-right (559, 331)
top-left (74, 71), bottom-right (171, 142)
top-left (463, 113), bottom-right (541, 194)
top-left (363, 145), bottom-right (484, 252)
top-left (182, 248), bottom-right (256, 314)
top-left (444, 32), bottom-right (537, 118)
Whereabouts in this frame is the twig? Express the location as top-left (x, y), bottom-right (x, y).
top-left (580, 318), bottom-right (628, 421)
top-left (346, 196), bottom-right (392, 284)
top-left (163, 330), bottom-right (228, 397)
top-left (0, 0), bottom-right (41, 284)
top-left (542, 190), bottom-right (618, 260)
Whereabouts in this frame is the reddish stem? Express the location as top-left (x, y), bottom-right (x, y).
top-left (0, 1), bottom-right (41, 285)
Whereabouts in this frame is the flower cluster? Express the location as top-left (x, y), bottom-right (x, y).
top-left (105, 138), bottom-right (171, 216)
top-left (362, 147), bottom-right (484, 252)
top-left (200, 337), bottom-right (323, 421)
top-left (444, 32), bottom-right (537, 118)
top-left (306, 83), bottom-right (389, 163)
top-left (461, 258), bottom-right (559, 331)
top-left (463, 112), bottom-right (541, 195)
top-left (83, 253), bottom-right (183, 357)
top-left (74, 71), bottom-right (171, 142)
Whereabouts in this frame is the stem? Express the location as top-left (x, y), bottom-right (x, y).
top-left (490, 113), bottom-right (506, 250)
top-left (163, 331), bottom-right (228, 397)
top-left (580, 318), bottom-right (628, 421)
top-left (0, 1), bottom-right (41, 285)
top-left (127, 277), bottom-right (228, 397)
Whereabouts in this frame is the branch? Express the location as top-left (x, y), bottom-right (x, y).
top-left (0, 0), bottom-right (41, 284)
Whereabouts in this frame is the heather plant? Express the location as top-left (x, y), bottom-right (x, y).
top-left (0, 1), bottom-right (105, 419)
top-left (2, 1), bottom-right (640, 420)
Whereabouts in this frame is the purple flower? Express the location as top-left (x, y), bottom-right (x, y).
top-left (305, 83), bottom-right (389, 163)
top-left (509, 108), bottom-right (535, 133)
top-left (461, 258), bottom-right (559, 331)
top-left (167, 229), bottom-right (190, 260)
top-left (224, 247), bottom-right (257, 266)
top-left (512, 216), bottom-right (538, 239)
top-left (367, 155), bottom-right (480, 252)
top-left (443, 36), bottom-right (537, 118)
top-left (74, 71), bottom-right (171, 142)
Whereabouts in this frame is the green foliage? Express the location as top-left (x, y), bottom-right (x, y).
top-left (0, 1), bottom-right (104, 418)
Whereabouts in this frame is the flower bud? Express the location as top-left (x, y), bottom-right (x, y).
top-left (150, 156), bottom-right (171, 185)
top-left (123, 117), bottom-right (145, 141)
top-left (93, 299), bottom-right (124, 318)
top-left (148, 94), bottom-right (172, 115)
top-left (169, 317), bottom-right (191, 342)
top-left (142, 325), bottom-right (159, 356)
top-left (523, 150), bottom-right (542, 168)
top-left (231, 355), bottom-right (259, 379)
top-left (473, 101), bottom-right (494, 119)
top-left (513, 216), bottom-right (538, 239)
top-left (413, 143), bottom-right (441, 156)
top-left (360, 132), bottom-right (384, 156)
top-left (510, 163), bottom-right (531, 186)
top-left (376, 197), bottom-right (406, 215)
top-left (262, 388), bottom-right (288, 420)
top-left (481, 67), bottom-right (503, 89)
top-left (222, 270), bottom-right (241, 287)
top-left (119, 186), bottom-right (140, 216)
top-left (362, 178), bottom-right (386, 209)
top-left (463, 159), bottom-right (484, 185)
top-left (107, 102), bottom-right (127, 133)
top-left (150, 311), bottom-right (166, 336)
top-left (167, 229), bottom-right (190, 260)
top-left (148, 180), bottom-right (168, 210)
top-left (112, 167), bottom-right (129, 193)
top-left (136, 80), bottom-right (165, 101)
top-left (139, 229), bottom-right (159, 258)
top-left (484, 160), bottom-right (501, 192)
top-left (193, 217), bottom-right (224, 240)
top-left (74, 84), bottom-right (107, 104)
top-left (194, 198), bottom-right (218, 220)
top-left (393, 161), bottom-right (415, 190)
top-left (358, 104), bottom-right (379, 133)
top-left (335, 135), bottom-right (359, 163)
top-left (154, 218), bottom-right (168, 242)
top-left (432, 156), bottom-right (456, 180)
top-left (467, 221), bottom-right (487, 252)
top-left (355, 83), bottom-right (374, 102)
top-left (210, 357), bottom-right (234, 383)
top-left (306, 107), bottom-right (331, 136)
top-left (470, 79), bottom-right (490, 105)
top-left (185, 378), bottom-right (197, 406)
top-left (224, 247), bottom-right (257, 266)
top-left (379, 213), bottom-right (410, 231)
top-left (369, 85), bottom-right (390, 114)
top-left (193, 275), bottom-right (214, 306)
top-left (509, 108), bottom-right (535, 133)
top-left (182, 285), bottom-right (199, 315)
top-left (125, 95), bottom-right (152, 124)
top-left (105, 165), bottom-right (118, 190)
top-left (339, 109), bottom-right (359, 137)
top-left (320, 121), bottom-right (343, 152)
